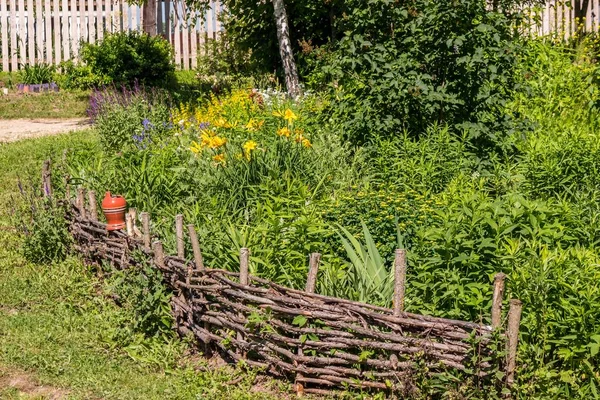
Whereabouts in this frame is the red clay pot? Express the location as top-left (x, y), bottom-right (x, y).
top-left (101, 191), bottom-right (127, 231)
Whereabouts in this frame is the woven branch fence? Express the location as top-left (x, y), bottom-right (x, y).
top-left (44, 160), bottom-right (523, 396)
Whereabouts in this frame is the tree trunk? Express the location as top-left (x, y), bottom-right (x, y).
top-left (143, 0), bottom-right (158, 36)
top-left (272, 0), bottom-right (301, 98)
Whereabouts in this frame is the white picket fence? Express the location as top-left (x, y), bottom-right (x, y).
top-left (526, 0), bottom-right (600, 38)
top-left (0, 0), bottom-right (222, 71)
top-left (2, 1), bottom-right (600, 73)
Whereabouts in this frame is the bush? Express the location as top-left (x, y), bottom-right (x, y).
top-left (21, 63), bottom-right (55, 84)
top-left (56, 60), bottom-right (111, 90)
top-left (324, 0), bottom-right (522, 150)
top-left (81, 31), bottom-right (175, 87)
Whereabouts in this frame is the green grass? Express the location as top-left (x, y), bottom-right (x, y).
top-left (0, 132), bottom-right (289, 399)
top-left (0, 91), bottom-right (90, 119)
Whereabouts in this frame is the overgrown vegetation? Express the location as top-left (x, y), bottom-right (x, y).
top-left (5, 0), bottom-right (600, 398)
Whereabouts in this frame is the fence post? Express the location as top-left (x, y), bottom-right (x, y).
top-left (393, 249), bottom-right (407, 315)
top-left (76, 188), bottom-right (85, 216)
top-left (239, 248), bottom-right (250, 285)
top-left (491, 273), bottom-right (506, 329)
top-left (296, 252), bottom-right (322, 396)
top-left (187, 224), bottom-right (205, 271)
top-left (305, 253), bottom-right (321, 293)
top-left (506, 299), bottom-right (523, 388)
top-left (176, 214), bottom-right (185, 258)
top-left (152, 240), bottom-right (165, 270)
top-left (87, 190), bottom-right (97, 221)
top-left (141, 212), bottom-right (151, 250)
top-left (126, 211), bottom-right (134, 237)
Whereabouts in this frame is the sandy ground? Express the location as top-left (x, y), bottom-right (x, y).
top-left (0, 118), bottom-right (90, 143)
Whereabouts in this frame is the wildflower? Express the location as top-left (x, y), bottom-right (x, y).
top-left (245, 118), bottom-right (265, 131)
top-left (243, 140), bottom-right (258, 160)
top-left (212, 153), bottom-right (226, 164)
top-left (277, 126), bottom-right (291, 137)
top-left (200, 133), bottom-right (227, 149)
top-left (283, 108), bottom-right (298, 122)
top-left (190, 141), bottom-right (202, 154)
top-left (214, 117), bottom-right (232, 128)
top-left (302, 138), bottom-right (312, 148)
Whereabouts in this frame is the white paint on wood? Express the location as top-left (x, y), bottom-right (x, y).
top-left (96, 0), bottom-right (102, 40)
top-left (9, 0), bottom-right (17, 69)
top-left (52, 0), bottom-right (60, 62)
top-left (35, 0), bottom-right (42, 61)
top-left (190, 18), bottom-right (197, 69)
top-left (87, 0), bottom-right (93, 42)
top-left (173, 4), bottom-right (180, 68)
top-left (182, 9), bottom-right (189, 69)
top-left (0, 0), bottom-right (9, 70)
top-left (61, 0), bottom-right (69, 60)
top-left (79, 0), bottom-right (86, 43)
top-left (44, 0), bottom-right (51, 62)
top-left (18, 0), bottom-right (26, 64)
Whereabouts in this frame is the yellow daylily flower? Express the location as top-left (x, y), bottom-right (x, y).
top-left (190, 141), bottom-right (202, 154)
top-left (302, 138), bottom-right (312, 148)
top-left (212, 153), bottom-right (226, 164)
top-left (277, 126), bottom-right (291, 137)
top-left (245, 118), bottom-right (265, 131)
top-left (283, 108), bottom-right (298, 122)
top-left (243, 140), bottom-right (258, 160)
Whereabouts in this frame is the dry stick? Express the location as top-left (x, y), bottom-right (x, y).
top-left (187, 224), bottom-right (205, 271)
top-left (298, 253), bottom-right (322, 396)
top-left (491, 273), bottom-right (506, 329)
top-left (176, 214), bottom-right (185, 259)
top-left (87, 190), bottom-right (98, 221)
top-left (76, 188), bottom-right (86, 217)
top-left (141, 212), bottom-right (151, 250)
top-left (505, 299), bottom-right (523, 388)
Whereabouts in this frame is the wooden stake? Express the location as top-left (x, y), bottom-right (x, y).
top-left (126, 212), bottom-right (134, 237)
top-left (491, 273), bottom-right (506, 329)
top-left (76, 188), bottom-right (85, 216)
top-left (141, 212), bottom-right (151, 250)
top-left (187, 224), bottom-right (205, 271)
top-left (176, 214), bottom-right (185, 259)
top-left (506, 299), bottom-right (523, 387)
top-left (87, 190), bottom-right (97, 221)
top-left (393, 249), bottom-right (407, 316)
top-left (239, 248), bottom-right (250, 285)
top-left (305, 253), bottom-right (321, 293)
top-left (153, 241), bottom-right (165, 270)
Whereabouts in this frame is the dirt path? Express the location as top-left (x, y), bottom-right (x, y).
top-left (0, 118), bottom-right (90, 143)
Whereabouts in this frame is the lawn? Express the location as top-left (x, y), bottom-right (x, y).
top-left (0, 131), bottom-right (288, 399)
top-left (0, 91), bottom-right (90, 119)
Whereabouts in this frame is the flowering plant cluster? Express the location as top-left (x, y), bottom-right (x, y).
top-left (170, 89), bottom-right (313, 166)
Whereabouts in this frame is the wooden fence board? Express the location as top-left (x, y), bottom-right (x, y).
top-left (61, 0), bottom-right (68, 60)
top-left (1, 0), bottom-right (9, 70)
top-left (18, 0), bottom-right (25, 64)
top-left (9, 0), bottom-right (16, 70)
top-left (173, 6), bottom-right (180, 68)
top-left (97, 0), bottom-right (102, 40)
top-left (35, 0), bottom-right (42, 61)
top-left (44, 0), bottom-right (51, 62)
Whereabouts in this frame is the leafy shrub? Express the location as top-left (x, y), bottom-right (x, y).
top-left (81, 31), bottom-right (175, 87)
top-left (21, 63), bottom-right (55, 84)
top-left (56, 60), bottom-right (111, 90)
top-left (325, 0), bottom-right (522, 150)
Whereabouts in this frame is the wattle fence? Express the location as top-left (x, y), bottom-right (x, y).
top-left (0, 0), bottom-right (222, 72)
top-left (42, 159), bottom-right (524, 396)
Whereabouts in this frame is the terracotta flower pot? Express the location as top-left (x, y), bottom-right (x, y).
top-left (101, 191), bottom-right (127, 231)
